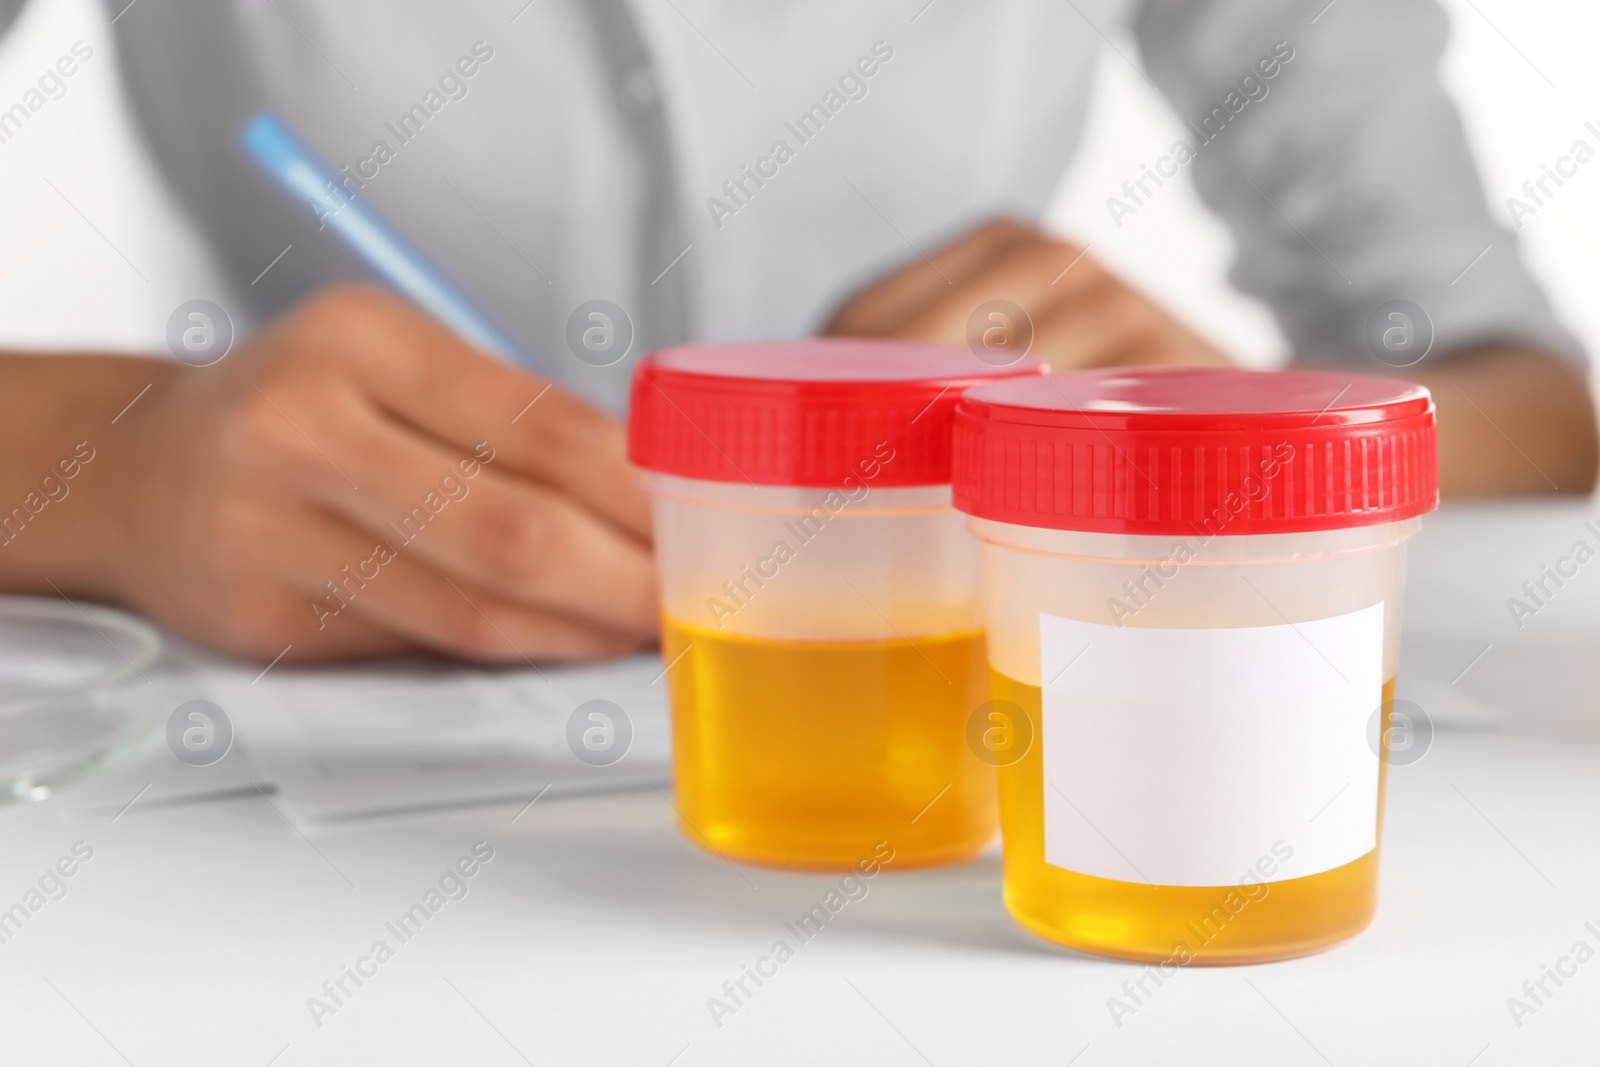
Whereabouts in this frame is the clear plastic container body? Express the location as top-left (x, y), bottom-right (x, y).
top-left (970, 517), bottom-right (1419, 964)
top-left (648, 472), bottom-right (996, 869)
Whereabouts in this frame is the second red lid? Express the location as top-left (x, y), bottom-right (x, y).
top-left (952, 368), bottom-right (1438, 535)
top-left (628, 340), bottom-right (1046, 487)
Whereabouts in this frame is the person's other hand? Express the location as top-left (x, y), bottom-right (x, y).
top-left (105, 285), bottom-right (657, 663)
top-left (826, 218), bottom-right (1232, 370)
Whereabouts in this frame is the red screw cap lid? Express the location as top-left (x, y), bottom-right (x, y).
top-left (628, 340), bottom-right (1046, 487)
top-left (952, 368), bottom-right (1438, 535)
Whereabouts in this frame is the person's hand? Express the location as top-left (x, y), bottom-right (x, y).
top-left (103, 285), bottom-right (657, 663)
top-left (826, 218), bottom-right (1232, 370)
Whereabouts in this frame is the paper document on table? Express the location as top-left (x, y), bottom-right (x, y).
top-left (209, 652), bottom-right (671, 824)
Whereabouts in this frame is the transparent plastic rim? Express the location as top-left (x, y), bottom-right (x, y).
top-left (966, 516), bottom-right (1423, 566)
top-left (640, 471), bottom-right (955, 517)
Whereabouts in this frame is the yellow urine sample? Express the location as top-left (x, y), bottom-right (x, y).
top-left (661, 618), bottom-right (996, 869)
top-left (992, 670), bottom-right (1393, 964)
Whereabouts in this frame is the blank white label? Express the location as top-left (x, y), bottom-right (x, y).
top-left (1040, 603), bottom-right (1385, 887)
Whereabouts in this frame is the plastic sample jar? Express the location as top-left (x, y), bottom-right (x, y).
top-left (628, 340), bottom-right (1044, 869)
top-left (952, 368), bottom-right (1438, 963)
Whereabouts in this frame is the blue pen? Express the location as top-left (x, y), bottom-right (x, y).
top-left (241, 112), bottom-right (545, 372)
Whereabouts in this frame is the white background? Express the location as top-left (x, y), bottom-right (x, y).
top-left (0, 0), bottom-right (1596, 399)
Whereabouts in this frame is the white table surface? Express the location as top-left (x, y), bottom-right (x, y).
top-left (2, 500), bottom-right (1598, 1067)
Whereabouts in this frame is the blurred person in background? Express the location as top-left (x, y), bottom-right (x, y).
top-left (0, 0), bottom-right (1592, 663)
